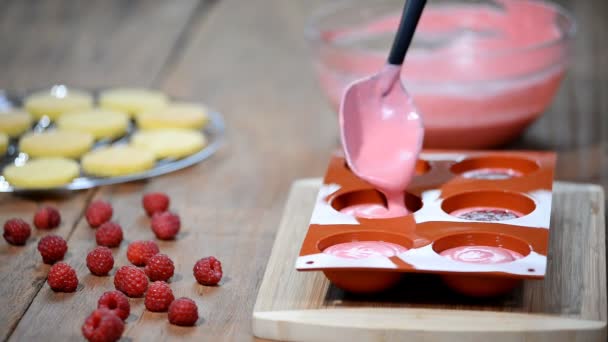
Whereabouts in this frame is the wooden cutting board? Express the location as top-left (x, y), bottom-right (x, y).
top-left (252, 178), bottom-right (607, 341)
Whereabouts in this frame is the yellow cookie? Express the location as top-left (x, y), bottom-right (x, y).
top-left (24, 87), bottom-right (93, 120)
top-left (57, 109), bottom-right (129, 140)
top-left (19, 130), bottom-right (94, 159)
top-left (3, 157), bottom-right (80, 188)
top-left (0, 133), bottom-right (7, 155)
top-left (0, 109), bottom-right (33, 137)
top-left (82, 145), bottom-right (155, 177)
top-left (136, 103), bottom-right (209, 130)
top-left (131, 129), bottom-right (206, 159)
top-left (99, 88), bottom-right (168, 117)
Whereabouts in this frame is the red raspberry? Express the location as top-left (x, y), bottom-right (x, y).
top-left (168, 297), bottom-right (198, 326)
top-left (150, 211), bottom-right (180, 240)
top-left (37, 235), bottom-right (68, 264)
top-left (3, 218), bottom-right (31, 245)
top-left (126, 240), bottom-right (159, 266)
top-left (95, 222), bottom-right (123, 248)
top-left (86, 200), bottom-right (113, 228)
top-left (142, 192), bottom-right (170, 216)
top-left (144, 281), bottom-right (175, 312)
top-left (86, 247), bottom-right (114, 276)
top-left (82, 308), bottom-right (124, 342)
top-left (33, 206), bottom-right (61, 229)
top-left (97, 290), bottom-right (130, 321)
top-left (144, 253), bottom-right (175, 282)
top-left (47, 262), bottom-right (78, 292)
top-left (114, 265), bottom-right (148, 297)
top-left (193, 256), bottom-right (223, 285)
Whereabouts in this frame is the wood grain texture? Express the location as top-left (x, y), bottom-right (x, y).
top-left (0, 191), bottom-right (93, 341)
top-left (0, 0), bottom-right (200, 90)
top-left (0, 0), bottom-right (201, 340)
top-left (253, 179), bottom-right (606, 341)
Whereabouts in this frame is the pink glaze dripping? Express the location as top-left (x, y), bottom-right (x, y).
top-left (340, 64), bottom-right (424, 218)
top-left (324, 241), bottom-right (408, 259)
top-left (440, 246), bottom-right (524, 264)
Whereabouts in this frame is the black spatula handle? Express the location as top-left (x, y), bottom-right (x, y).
top-left (387, 0), bottom-right (427, 66)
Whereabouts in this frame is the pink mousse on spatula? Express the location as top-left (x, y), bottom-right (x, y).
top-left (339, 0), bottom-right (426, 219)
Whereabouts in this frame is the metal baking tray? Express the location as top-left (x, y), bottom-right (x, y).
top-left (0, 87), bottom-right (225, 193)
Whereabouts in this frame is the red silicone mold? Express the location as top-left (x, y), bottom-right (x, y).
top-left (296, 150), bottom-right (556, 297)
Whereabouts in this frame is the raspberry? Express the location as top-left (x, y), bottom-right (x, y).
top-left (3, 218), bottom-right (31, 245)
top-left (86, 200), bottom-right (113, 228)
top-left (142, 192), bottom-right (170, 216)
top-left (95, 222), bottom-right (123, 248)
top-left (150, 211), bottom-right (180, 240)
top-left (82, 308), bottom-right (124, 342)
top-left (193, 256), bottom-right (223, 285)
top-left (144, 281), bottom-right (175, 312)
top-left (37, 235), bottom-right (68, 264)
top-left (97, 290), bottom-right (130, 321)
top-left (144, 253), bottom-right (175, 282)
top-left (126, 240), bottom-right (159, 266)
top-left (47, 262), bottom-right (78, 292)
top-left (168, 297), bottom-right (198, 326)
top-left (114, 265), bottom-right (148, 297)
top-left (86, 247), bottom-right (114, 276)
top-left (33, 206), bottom-right (61, 229)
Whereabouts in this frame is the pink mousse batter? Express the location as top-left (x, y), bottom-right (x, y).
top-left (340, 203), bottom-right (389, 219)
top-left (318, 0), bottom-right (568, 147)
top-left (323, 241), bottom-right (408, 259)
top-left (451, 207), bottom-right (523, 221)
top-left (340, 65), bottom-right (423, 219)
top-left (440, 246), bottom-right (524, 264)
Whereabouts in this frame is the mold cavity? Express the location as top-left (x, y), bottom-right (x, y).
top-left (415, 159), bottom-right (431, 175)
top-left (528, 268), bottom-right (535, 272)
top-left (318, 231), bottom-right (414, 260)
top-left (441, 190), bottom-right (535, 221)
top-left (331, 189), bottom-right (422, 219)
top-left (344, 159), bottom-right (430, 176)
top-left (450, 156), bottom-right (539, 180)
top-left (306, 261), bottom-right (314, 265)
top-left (432, 232), bottom-right (531, 264)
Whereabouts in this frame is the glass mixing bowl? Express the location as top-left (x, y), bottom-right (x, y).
top-left (306, 0), bottom-right (575, 149)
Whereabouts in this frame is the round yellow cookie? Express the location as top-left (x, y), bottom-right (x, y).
top-left (57, 109), bottom-right (129, 140)
top-left (81, 145), bottom-right (155, 177)
top-left (0, 109), bottom-right (33, 137)
top-left (99, 88), bottom-right (168, 117)
top-left (0, 133), bottom-right (7, 155)
top-left (24, 87), bottom-right (93, 120)
top-left (131, 129), bottom-right (206, 159)
top-left (19, 130), bottom-right (94, 159)
top-left (136, 103), bottom-right (209, 130)
top-left (3, 157), bottom-right (80, 189)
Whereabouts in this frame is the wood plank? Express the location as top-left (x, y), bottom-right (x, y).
top-left (255, 309), bottom-right (604, 342)
top-left (253, 179), bottom-right (607, 341)
top-left (0, 0), bottom-right (200, 90)
top-left (0, 191), bottom-right (93, 341)
top-left (0, 0), bottom-right (200, 340)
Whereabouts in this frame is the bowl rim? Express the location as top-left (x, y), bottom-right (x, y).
top-left (305, 0), bottom-right (577, 59)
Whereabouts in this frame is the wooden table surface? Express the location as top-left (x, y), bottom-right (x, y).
top-left (0, 0), bottom-right (606, 341)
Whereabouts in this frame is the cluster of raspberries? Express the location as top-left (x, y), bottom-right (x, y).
top-left (3, 192), bottom-right (224, 341)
